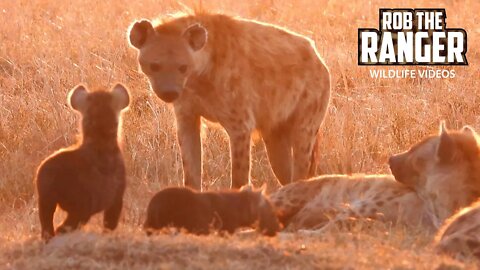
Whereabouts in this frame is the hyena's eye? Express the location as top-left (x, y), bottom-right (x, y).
top-left (178, 65), bottom-right (188, 74)
top-left (150, 63), bottom-right (162, 72)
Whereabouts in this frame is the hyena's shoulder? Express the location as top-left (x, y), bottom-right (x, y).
top-left (436, 200), bottom-right (480, 258)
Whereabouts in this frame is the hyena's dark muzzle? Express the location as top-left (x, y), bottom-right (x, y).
top-left (149, 76), bottom-right (183, 103)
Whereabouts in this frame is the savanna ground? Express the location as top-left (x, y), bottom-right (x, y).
top-left (0, 0), bottom-right (479, 269)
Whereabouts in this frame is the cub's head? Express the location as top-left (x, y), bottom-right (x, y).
top-left (69, 84), bottom-right (130, 141)
top-left (389, 122), bottom-right (480, 224)
top-left (128, 19), bottom-right (207, 103)
top-left (240, 185), bottom-right (280, 236)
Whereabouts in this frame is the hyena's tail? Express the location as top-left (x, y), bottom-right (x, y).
top-left (308, 132), bottom-right (321, 177)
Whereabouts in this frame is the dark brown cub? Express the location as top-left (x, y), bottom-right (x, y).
top-left (144, 185), bottom-right (280, 236)
top-left (36, 83), bottom-right (130, 240)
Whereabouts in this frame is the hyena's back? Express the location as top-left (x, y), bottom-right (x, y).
top-left (270, 174), bottom-right (429, 230)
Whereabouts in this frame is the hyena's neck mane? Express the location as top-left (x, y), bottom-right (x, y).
top-left (79, 126), bottom-right (121, 154)
top-left (446, 134), bottom-right (480, 214)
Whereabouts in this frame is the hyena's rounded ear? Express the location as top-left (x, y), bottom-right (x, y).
top-left (183, 24), bottom-right (207, 51)
top-left (68, 84), bottom-right (88, 112)
top-left (111, 83), bottom-right (130, 111)
top-left (461, 125), bottom-right (477, 136)
top-left (258, 183), bottom-right (267, 196)
top-left (128, 19), bottom-right (154, 49)
top-left (240, 184), bottom-right (253, 192)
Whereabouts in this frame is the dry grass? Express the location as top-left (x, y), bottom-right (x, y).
top-left (0, 0), bottom-right (479, 268)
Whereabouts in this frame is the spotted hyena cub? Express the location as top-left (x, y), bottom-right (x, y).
top-left (36, 84), bottom-right (130, 240)
top-left (271, 123), bottom-right (480, 231)
top-left (144, 185), bottom-right (280, 236)
top-left (128, 12), bottom-right (330, 189)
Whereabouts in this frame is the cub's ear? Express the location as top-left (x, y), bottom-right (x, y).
top-left (439, 120), bottom-right (448, 135)
top-left (461, 125), bottom-right (477, 136)
top-left (111, 83), bottom-right (130, 111)
top-left (68, 84), bottom-right (88, 112)
top-left (240, 184), bottom-right (253, 192)
top-left (183, 24), bottom-right (207, 51)
top-left (437, 123), bottom-right (456, 162)
top-left (128, 19), bottom-right (154, 49)
top-left (258, 183), bottom-right (267, 196)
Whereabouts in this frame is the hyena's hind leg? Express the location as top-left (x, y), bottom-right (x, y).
top-left (292, 128), bottom-right (319, 181)
top-left (56, 212), bottom-right (91, 234)
top-left (291, 89), bottom-right (329, 180)
top-left (264, 124), bottom-right (293, 185)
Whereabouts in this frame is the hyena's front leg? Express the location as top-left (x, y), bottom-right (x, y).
top-left (175, 112), bottom-right (202, 190)
top-left (38, 196), bottom-right (56, 240)
top-left (103, 193), bottom-right (124, 231)
top-left (228, 131), bottom-right (252, 189)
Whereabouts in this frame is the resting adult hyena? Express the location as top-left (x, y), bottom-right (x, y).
top-left (128, 13), bottom-right (330, 189)
top-left (144, 185), bottom-right (280, 236)
top-left (36, 84), bottom-right (130, 240)
top-left (270, 123), bottom-right (480, 231)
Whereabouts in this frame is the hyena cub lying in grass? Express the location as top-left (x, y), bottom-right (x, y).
top-left (144, 186), bottom-right (280, 236)
top-left (36, 84), bottom-right (130, 240)
top-left (271, 123), bottom-right (480, 232)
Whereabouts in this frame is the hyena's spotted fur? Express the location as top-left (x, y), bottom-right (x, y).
top-left (128, 12), bottom-right (330, 190)
top-left (271, 123), bottom-right (480, 231)
top-left (436, 201), bottom-right (480, 260)
top-left (270, 174), bottom-right (431, 231)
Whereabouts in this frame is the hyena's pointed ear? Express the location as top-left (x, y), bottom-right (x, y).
top-left (183, 24), bottom-right (207, 51)
top-left (111, 83), bottom-right (130, 111)
top-left (439, 120), bottom-right (448, 135)
top-left (68, 84), bottom-right (88, 112)
top-left (437, 123), bottom-right (456, 162)
top-left (128, 20), bottom-right (154, 49)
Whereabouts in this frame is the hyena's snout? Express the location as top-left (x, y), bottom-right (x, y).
top-left (150, 77), bottom-right (183, 103)
top-left (151, 84), bottom-right (181, 103)
top-left (388, 153), bottom-right (409, 184)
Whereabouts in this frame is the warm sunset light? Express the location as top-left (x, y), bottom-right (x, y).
top-left (1, 0), bottom-right (479, 269)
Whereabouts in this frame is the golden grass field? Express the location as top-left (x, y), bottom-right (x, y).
top-left (1, 0), bottom-right (479, 269)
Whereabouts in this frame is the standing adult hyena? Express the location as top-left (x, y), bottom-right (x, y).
top-left (36, 84), bottom-right (130, 240)
top-left (128, 13), bottom-right (330, 189)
